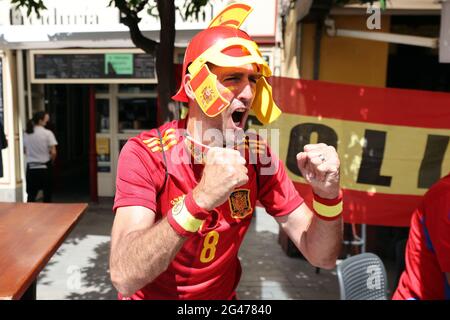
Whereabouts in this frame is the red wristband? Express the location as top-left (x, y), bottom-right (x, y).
top-left (185, 191), bottom-right (210, 220)
top-left (313, 190), bottom-right (343, 205)
top-left (166, 191), bottom-right (210, 238)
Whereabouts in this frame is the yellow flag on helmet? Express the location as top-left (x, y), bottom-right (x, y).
top-left (252, 78), bottom-right (282, 124)
top-left (208, 3), bottom-right (253, 29)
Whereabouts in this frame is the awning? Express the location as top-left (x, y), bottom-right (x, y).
top-left (0, 24), bottom-right (202, 49)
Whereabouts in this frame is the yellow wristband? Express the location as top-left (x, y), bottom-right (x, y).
top-left (171, 196), bottom-right (204, 233)
top-left (313, 199), bottom-right (343, 219)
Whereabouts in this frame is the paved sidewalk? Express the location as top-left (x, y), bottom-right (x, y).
top-left (37, 198), bottom-right (340, 300)
top-left (37, 199), bottom-right (115, 299)
top-left (238, 211), bottom-right (339, 300)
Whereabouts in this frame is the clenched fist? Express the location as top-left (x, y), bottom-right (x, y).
top-left (193, 147), bottom-right (248, 211)
top-left (297, 143), bottom-right (340, 199)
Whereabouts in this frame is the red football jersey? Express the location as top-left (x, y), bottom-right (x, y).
top-left (113, 120), bottom-right (304, 299)
top-left (393, 173), bottom-right (450, 300)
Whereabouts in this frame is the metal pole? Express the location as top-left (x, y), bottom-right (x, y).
top-left (16, 50), bottom-right (27, 202)
top-left (335, 29), bottom-right (438, 49)
top-left (89, 85), bottom-right (98, 202)
top-left (325, 18), bottom-right (438, 49)
top-left (361, 224), bottom-right (367, 253)
top-left (26, 52), bottom-right (32, 119)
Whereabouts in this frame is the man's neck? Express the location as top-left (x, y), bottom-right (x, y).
top-left (186, 116), bottom-right (219, 147)
top-left (185, 114), bottom-right (246, 148)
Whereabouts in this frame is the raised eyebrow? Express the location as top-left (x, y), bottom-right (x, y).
top-left (250, 73), bottom-right (263, 79)
top-left (223, 72), bottom-right (245, 78)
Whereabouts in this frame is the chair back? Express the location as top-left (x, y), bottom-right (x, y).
top-left (337, 252), bottom-right (388, 300)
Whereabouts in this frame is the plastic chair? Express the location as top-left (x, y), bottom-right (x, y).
top-left (337, 252), bottom-right (389, 300)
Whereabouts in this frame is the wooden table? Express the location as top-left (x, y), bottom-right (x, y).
top-left (0, 202), bottom-right (88, 300)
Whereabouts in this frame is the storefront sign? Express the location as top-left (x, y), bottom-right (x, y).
top-left (96, 137), bottom-right (110, 173)
top-left (252, 77), bottom-right (450, 227)
top-left (30, 49), bottom-right (156, 83)
top-left (96, 137), bottom-right (110, 161)
top-left (8, 0), bottom-right (118, 26)
top-left (105, 54), bottom-right (133, 75)
top-left (4, 0), bottom-right (276, 39)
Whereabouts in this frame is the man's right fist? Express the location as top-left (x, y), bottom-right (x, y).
top-left (193, 147), bottom-right (248, 211)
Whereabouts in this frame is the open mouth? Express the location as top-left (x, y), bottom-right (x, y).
top-left (231, 109), bottom-right (246, 127)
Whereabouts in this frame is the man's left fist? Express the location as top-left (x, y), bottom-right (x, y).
top-left (296, 143), bottom-right (340, 199)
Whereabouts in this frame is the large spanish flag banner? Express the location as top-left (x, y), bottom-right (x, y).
top-left (251, 77), bottom-right (450, 227)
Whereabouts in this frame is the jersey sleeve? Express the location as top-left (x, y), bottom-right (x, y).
top-left (256, 141), bottom-right (304, 217)
top-left (426, 180), bottom-right (450, 272)
top-left (113, 137), bottom-right (164, 213)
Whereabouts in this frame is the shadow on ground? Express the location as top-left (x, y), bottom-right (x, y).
top-left (37, 198), bottom-right (117, 300)
top-left (66, 241), bottom-right (117, 300)
top-left (237, 210), bottom-right (340, 300)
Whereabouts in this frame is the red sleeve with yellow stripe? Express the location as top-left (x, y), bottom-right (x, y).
top-left (113, 130), bottom-right (166, 213)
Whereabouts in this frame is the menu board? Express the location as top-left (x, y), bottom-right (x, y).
top-left (33, 52), bottom-right (156, 82)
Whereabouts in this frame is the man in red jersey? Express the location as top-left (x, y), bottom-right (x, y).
top-left (110, 3), bottom-right (343, 299)
top-left (393, 173), bottom-right (450, 300)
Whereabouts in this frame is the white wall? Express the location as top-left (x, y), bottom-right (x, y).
top-left (1, 0), bottom-right (277, 38)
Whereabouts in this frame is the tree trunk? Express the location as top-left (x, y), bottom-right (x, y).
top-left (115, 0), bottom-right (178, 126)
top-left (156, 0), bottom-right (178, 125)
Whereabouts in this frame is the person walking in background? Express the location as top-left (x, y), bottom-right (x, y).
top-left (23, 111), bottom-right (58, 202)
top-left (0, 121), bottom-right (7, 178)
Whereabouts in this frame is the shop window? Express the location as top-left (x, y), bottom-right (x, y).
top-left (94, 84), bottom-right (109, 93)
top-left (96, 99), bottom-right (110, 133)
top-left (118, 98), bottom-right (157, 132)
top-left (177, 52), bottom-right (185, 64)
top-left (119, 84), bottom-right (157, 93)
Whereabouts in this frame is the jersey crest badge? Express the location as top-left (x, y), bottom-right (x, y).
top-left (228, 189), bottom-right (252, 219)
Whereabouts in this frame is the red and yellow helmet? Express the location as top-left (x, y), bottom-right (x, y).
top-left (172, 3), bottom-right (281, 124)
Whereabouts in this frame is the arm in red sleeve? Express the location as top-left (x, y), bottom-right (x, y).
top-left (113, 137), bottom-right (164, 213)
top-left (256, 140), bottom-right (304, 217)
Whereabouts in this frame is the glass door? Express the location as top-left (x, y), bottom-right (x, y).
top-left (94, 84), bottom-right (158, 197)
top-left (95, 84), bottom-right (114, 197)
top-left (116, 84), bottom-right (158, 155)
